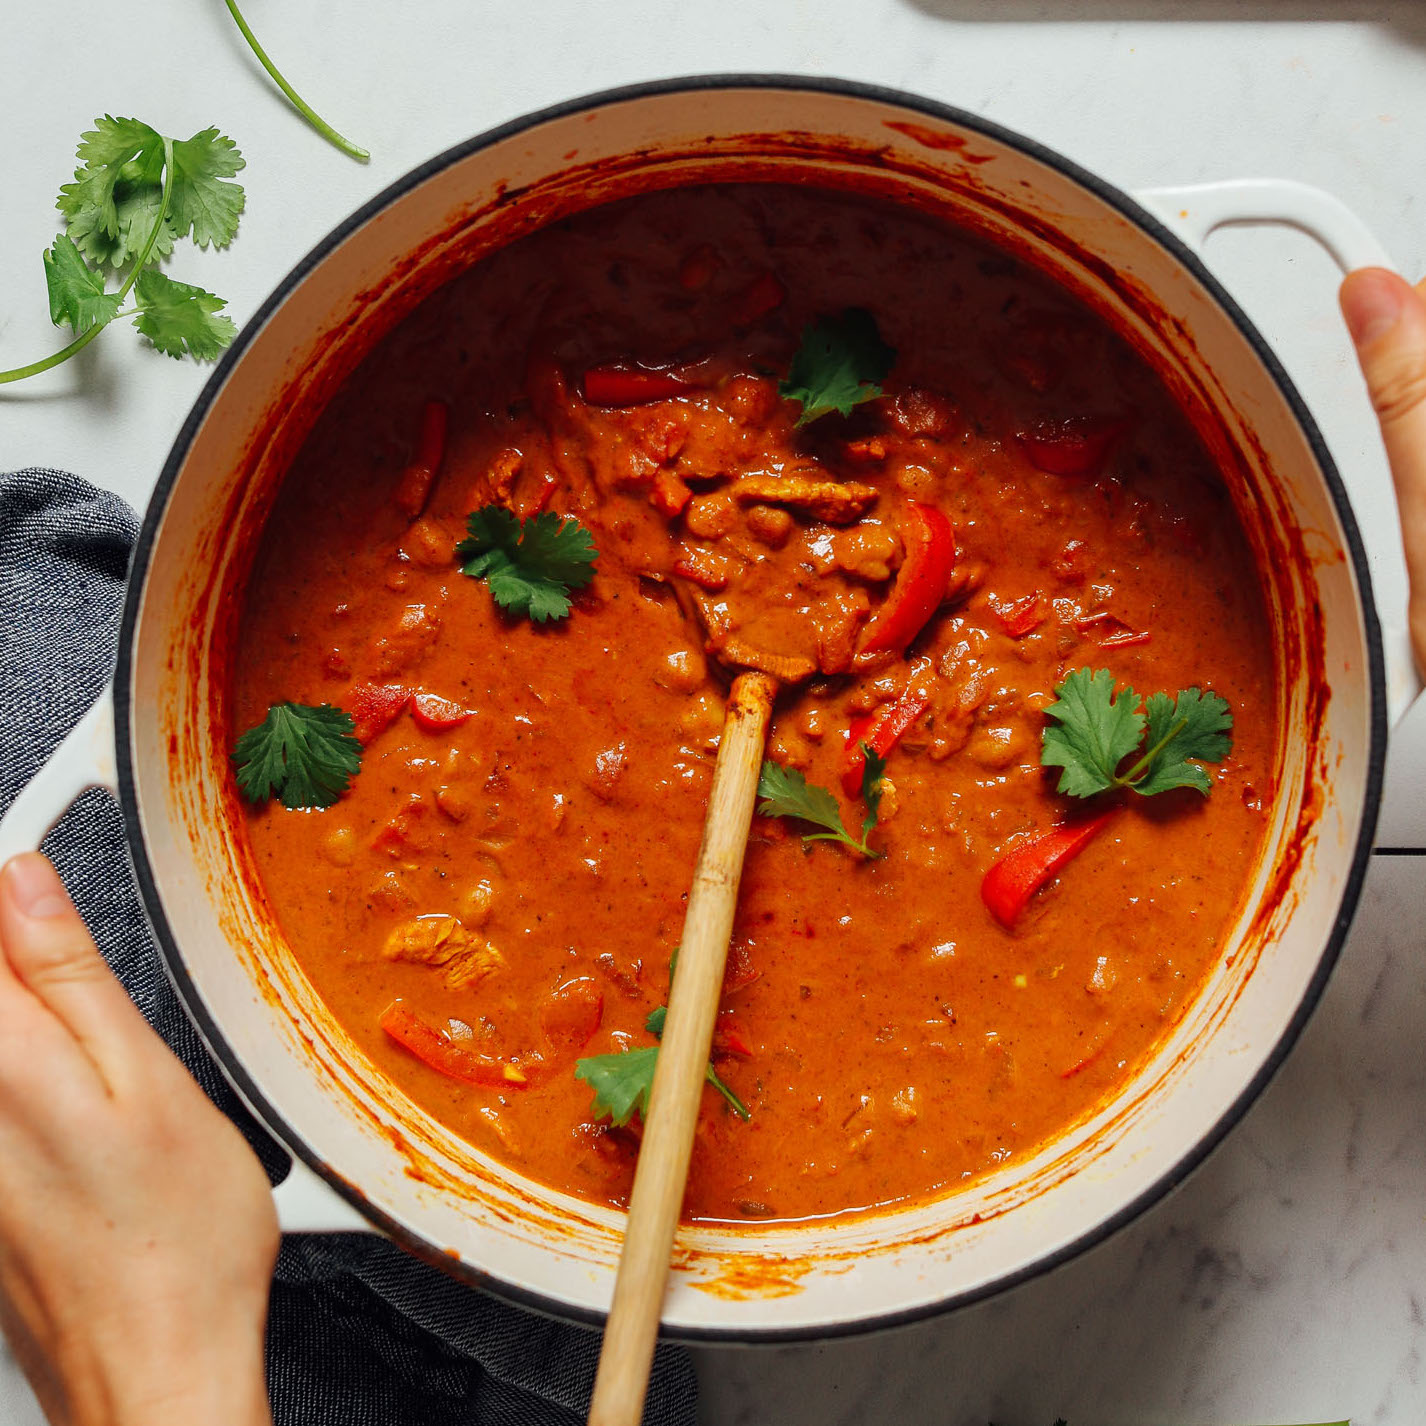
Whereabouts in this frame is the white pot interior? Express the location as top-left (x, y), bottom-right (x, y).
top-left (122, 82), bottom-right (1378, 1335)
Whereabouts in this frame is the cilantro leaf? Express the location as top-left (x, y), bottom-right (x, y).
top-left (456, 507), bottom-right (597, 623)
top-left (645, 1003), bottom-right (750, 1119)
top-left (577, 990), bottom-right (753, 1127)
top-left (168, 128), bottom-right (246, 249)
top-left (1040, 668), bottom-right (1232, 799)
top-left (44, 237), bottom-right (121, 335)
top-left (859, 741), bottom-right (888, 845)
top-left (232, 702), bottom-right (362, 810)
top-left (113, 183), bottom-right (179, 269)
top-left (778, 307), bottom-right (896, 427)
top-left (56, 116), bottom-right (166, 269)
top-left (574, 1045), bottom-right (660, 1127)
top-left (2, 118), bottom-right (243, 387)
top-left (132, 270), bottom-right (237, 361)
top-left (756, 759), bottom-right (882, 858)
top-left (1132, 687), bottom-right (1234, 796)
top-left (1041, 668), bottom-right (1145, 798)
top-left (575, 1038), bottom-right (750, 1126)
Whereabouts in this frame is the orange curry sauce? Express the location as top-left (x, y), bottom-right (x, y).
top-left (233, 185), bottom-right (1275, 1225)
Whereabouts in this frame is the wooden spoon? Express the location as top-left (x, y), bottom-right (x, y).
top-left (586, 665), bottom-right (780, 1426)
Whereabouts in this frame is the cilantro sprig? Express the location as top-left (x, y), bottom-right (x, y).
top-left (0, 118), bottom-right (243, 385)
top-left (223, 0), bottom-right (369, 162)
top-left (575, 1003), bottom-right (750, 1128)
top-left (1041, 668), bottom-right (1233, 798)
top-left (233, 702), bottom-right (362, 810)
top-left (456, 507), bottom-right (598, 623)
top-left (778, 307), bottom-right (896, 427)
top-left (755, 746), bottom-right (886, 858)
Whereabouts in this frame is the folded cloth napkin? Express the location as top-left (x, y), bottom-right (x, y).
top-left (0, 467), bottom-right (698, 1426)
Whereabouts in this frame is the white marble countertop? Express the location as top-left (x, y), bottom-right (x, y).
top-left (3, 3), bottom-right (1425, 1423)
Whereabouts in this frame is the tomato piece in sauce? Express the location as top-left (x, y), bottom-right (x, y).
top-left (349, 682), bottom-right (412, 744)
top-left (541, 979), bottom-right (605, 1052)
top-left (991, 592), bottom-right (1046, 639)
top-left (1017, 415), bottom-right (1127, 478)
top-left (411, 692), bottom-right (472, 732)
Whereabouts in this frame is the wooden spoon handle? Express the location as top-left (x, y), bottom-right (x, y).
top-left (587, 670), bottom-right (777, 1426)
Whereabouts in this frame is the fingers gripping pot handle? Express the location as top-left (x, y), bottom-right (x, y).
top-left (0, 687), bottom-right (374, 1235)
top-left (1136, 178), bottom-right (1421, 727)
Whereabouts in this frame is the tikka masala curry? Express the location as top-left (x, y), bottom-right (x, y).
top-left (232, 184), bottom-right (1276, 1224)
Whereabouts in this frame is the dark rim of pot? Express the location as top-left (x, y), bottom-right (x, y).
top-left (112, 73), bottom-right (1387, 1344)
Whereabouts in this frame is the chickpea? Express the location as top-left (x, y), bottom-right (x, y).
top-left (321, 825), bottom-right (356, 867)
top-left (403, 517), bottom-right (454, 569)
top-left (966, 724), bottom-right (1030, 770)
top-left (890, 1087), bottom-right (920, 1124)
top-left (684, 491), bottom-right (737, 540)
top-left (797, 707), bottom-right (826, 741)
top-left (894, 462), bottom-right (938, 498)
top-left (463, 880), bottom-right (495, 928)
top-left (679, 691), bottom-right (724, 751)
top-left (744, 503), bottom-right (794, 548)
top-left (654, 647), bottom-right (706, 694)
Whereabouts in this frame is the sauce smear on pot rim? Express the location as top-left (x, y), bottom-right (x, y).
top-left (231, 184), bottom-right (1276, 1225)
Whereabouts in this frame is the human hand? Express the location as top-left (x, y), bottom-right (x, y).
top-left (1340, 267), bottom-right (1426, 674)
top-left (0, 853), bottom-right (278, 1426)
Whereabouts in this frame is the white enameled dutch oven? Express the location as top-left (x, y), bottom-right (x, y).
top-left (0, 77), bottom-right (1417, 1340)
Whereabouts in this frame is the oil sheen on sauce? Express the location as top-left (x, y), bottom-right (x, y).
top-left (233, 184), bottom-right (1276, 1225)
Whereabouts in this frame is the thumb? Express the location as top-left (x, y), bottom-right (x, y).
top-left (1340, 268), bottom-right (1426, 674)
top-left (0, 854), bottom-right (161, 1092)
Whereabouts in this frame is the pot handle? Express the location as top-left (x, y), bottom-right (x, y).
top-left (0, 695), bottom-right (376, 1235)
top-left (0, 690), bottom-right (118, 862)
top-left (271, 1155), bottom-right (374, 1233)
top-left (1135, 178), bottom-right (1422, 727)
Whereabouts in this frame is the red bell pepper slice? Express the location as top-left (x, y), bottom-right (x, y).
top-left (712, 1012), bottom-right (753, 1059)
top-left (1016, 415), bottom-right (1126, 478)
top-left (540, 978), bottom-right (604, 1051)
top-left (981, 813), bottom-right (1115, 928)
top-left (349, 682), bottom-right (412, 745)
top-left (992, 592), bottom-right (1045, 639)
top-left (730, 271), bottom-right (787, 324)
top-left (393, 399), bottom-right (449, 518)
top-left (841, 687), bottom-right (931, 797)
top-left (411, 692), bottom-right (472, 732)
top-left (858, 502), bottom-right (956, 655)
top-left (582, 364), bottom-right (696, 406)
top-left (379, 1001), bottom-right (527, 1087)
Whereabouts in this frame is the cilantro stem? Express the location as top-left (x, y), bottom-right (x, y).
top-left (115, 138), bottom-right (175, 303)
top-left (706, 1064), bottom-right (751, 1120)
top-left (800, 829), bottom-right (882, 859)
top-left (0, 327), bottom-right (107, 385)
top-left (0, 139), bottom-right (174, 387)
top-left (223, 0), bottom-right (370, 163)
top-left (1115, 714), bottom-right (1188, 789)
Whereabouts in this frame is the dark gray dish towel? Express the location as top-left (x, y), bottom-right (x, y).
top-left (0, 467), bottom-right (698, 1426)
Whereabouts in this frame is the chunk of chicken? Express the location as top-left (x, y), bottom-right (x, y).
top-left (382, 914), bottom-right (504, 991)
top-left (731, 473), bottom-right (878, 525)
